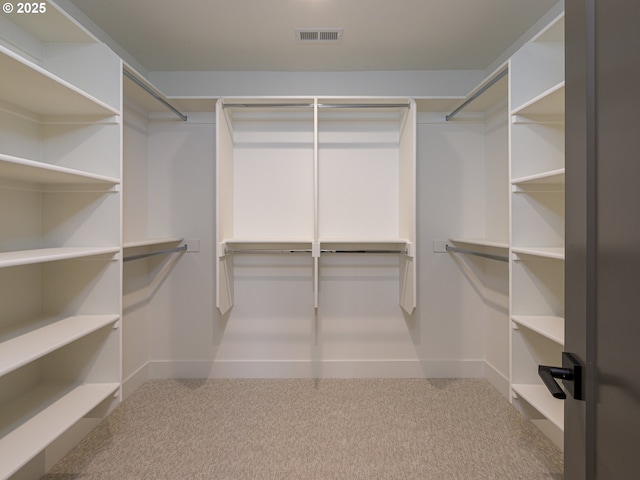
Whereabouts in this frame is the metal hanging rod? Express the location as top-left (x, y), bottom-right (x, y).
top-left (123, 245), bottom-right (187, 262)
top-left (445, 245), bottom-right (508, 263)
top-left (223, 103), bottom-right (314, 109)
top-left (445, 66), bottom-right (508, 121)
top-left (123, 68), bottom-right (187, 122)
top-left (225, 248), bottom-right (313, 255)
top-left (224, 248), bottom-right (408, 255)
top-left (223, 102), bottom-right (410, 109)
top-left (318, 103), bottom-right (410, 109)
top-left (321, 249), bottom-right (408, 254)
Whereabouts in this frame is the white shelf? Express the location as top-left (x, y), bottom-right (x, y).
top-left (2, 1), bottom-right (95, 44)
top-left (0, 153), bottom-right (120, 186)
top-left (123, 238), bottom-right (183, 249)
top-left (512, 383), bottom-right (564, 431)
top-left (0, 315), bottom-right (120, 377)
top-left (512, 315), bottom-right (564, 345)
top-left (512, 247), bottom-right (565, 261)
top-left (512, 168), bottom-right (565, 186)
top-left (0, 45), bottom-right (119, 118)
top-left (0, 246), bottom-right (120, 268)
top-left (223, 238), bottom-right (313, 245)
top-left (448, 238), bottom-right (509, 250)
top-left (512, 82), bottom-right (565, 118)
top-left (320, 237), bottom-right (410, 244)
top-left (0, 382), bottom-right (119, 480)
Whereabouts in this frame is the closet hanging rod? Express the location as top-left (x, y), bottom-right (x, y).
top-left (123, 68), bottom-right (187, 122)
top-left (224, 248), bottom-right (408, 255)
top-left (123, 245), bottom-right (187, 262)
top-left (222, 103), bottom-right (410, 109)
top-left (445, 66), bottom-right (508, 121)
top-left (225, 248), bottom-right (313, 255)
top-left (445, 245), bottom-right (508, 263)
top-left (317, 103), bottom-right (410, 109)
top-left (321, 249), bottom-right (408, 254)
top-left (223, 103), bottom-right (314, 109)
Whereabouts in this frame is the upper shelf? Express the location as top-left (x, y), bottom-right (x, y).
top-left (1, 0), bottom-right (94, 44)
top-left (0, 45), bottom-right (119, 119)
top-left (0, 154), bottom-right (120, 186)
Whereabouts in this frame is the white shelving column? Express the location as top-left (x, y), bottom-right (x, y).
top-left (0, 3), bottom-right (122, 479)
top-left (215, 97), bottom-right (416, 314)
top-left (508, 13), bottom-right (565, 449)
top-left (215, 98), bottom-right (316, 314)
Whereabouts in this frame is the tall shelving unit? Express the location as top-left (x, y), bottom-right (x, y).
top-left (216, 97), bottom-right (416, 315)
top-left (0, 3), bottom-right (122, 479)
top-left (508, 14), bottom-right (565, 448)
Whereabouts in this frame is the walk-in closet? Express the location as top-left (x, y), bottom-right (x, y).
top-left (0, 1), bottom-right (578, 478)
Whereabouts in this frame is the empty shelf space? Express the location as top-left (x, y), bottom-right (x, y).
top-left (0, 315), bottom-right (120, 377)
top-left (512, 315), bottom-right (564, 345)
top-left (512, 247), bottom-right (565, 261)
top-left (0, 382), bottom-right (119, 480)
top-left (222, 238), bottom-right (314, 255)
top-left (0, 45), bottom-right (119, 118)
top-left (448, 238), bottom-right (509, 250)
top-left (0, 153), bottom-right (120, 186)
top-left (321, 239), bottom-right (412, 255)
top-left (512, 168), bottom-right (565, 186)
top-left (512, 383), bottom-right (564, 431)
top-left (0, 246), bottom-right (120, 268)
top-left (123, 238), bottom-right (183, 249)
top-left (512, 82), bottom-right (565, 118)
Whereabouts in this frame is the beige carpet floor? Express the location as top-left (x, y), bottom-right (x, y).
top-left (43, 378), bottom-right (563, 480)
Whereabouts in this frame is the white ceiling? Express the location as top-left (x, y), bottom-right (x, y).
top-left (69, 0), bottom-right (559, 72)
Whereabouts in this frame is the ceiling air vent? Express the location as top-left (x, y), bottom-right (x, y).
top-left (295, 28), bottom-right (343, 43)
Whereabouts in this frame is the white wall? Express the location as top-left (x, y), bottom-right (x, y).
top-left (414, 117), bottom-right (489, 378)
top-left (145, 113), bottom-right (218, 378)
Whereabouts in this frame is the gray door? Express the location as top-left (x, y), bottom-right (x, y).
top-left (565, 1), bottom-right (640, 478)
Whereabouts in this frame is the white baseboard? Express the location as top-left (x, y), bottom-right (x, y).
top-left (483, 361), bottom-right (510, 399)
top-left (122, 363), bottom-right (151, 400)
top-left (147, 358), bottom-right (486, 379)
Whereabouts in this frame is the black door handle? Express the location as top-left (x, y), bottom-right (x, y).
top-left (538, 352), bottom-right (584, 401)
